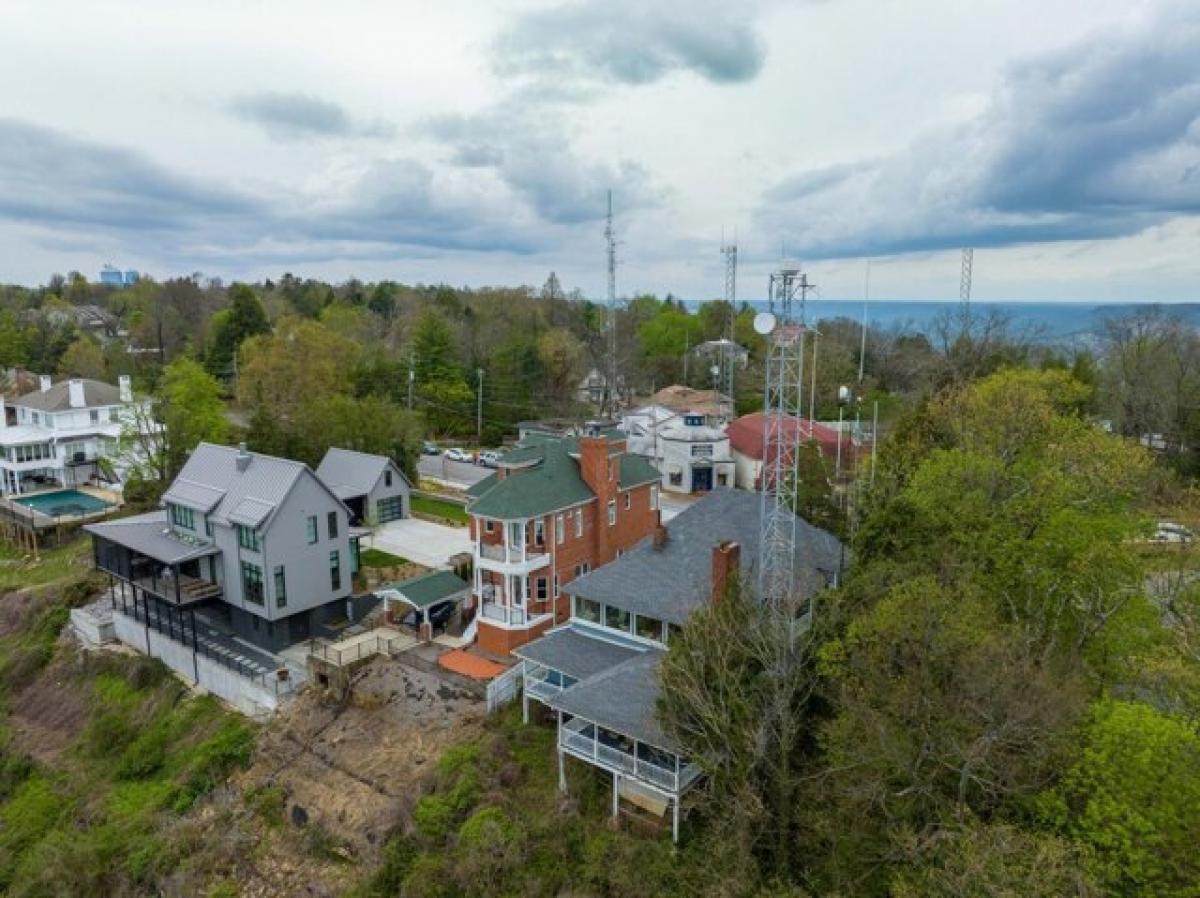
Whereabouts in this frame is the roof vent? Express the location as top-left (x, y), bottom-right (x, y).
top-left (236, 442), bottom-right (251, 472)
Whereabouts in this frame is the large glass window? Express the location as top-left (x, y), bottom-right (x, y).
top-left (575, 596), bottom-right (601, 623)
top-left (237, 524), bottom-right (261, 551)
top-left (535, 577), bottom-right (548, 600)
top-left (607, 499), bottom-right (616, 526)
top-left (636, 614), bottom-right (664, 642)
top-left (274, 565), bottom-right (287, 608)
top-left (605, 605), bottom-right (631, 633)
top-left (306, 515), bottom-right (318, 544)
top-left (327, 511), bottom-right (338, 539)
top-left (555, 514), bottom-right (564, 544)
top-left (241, 561), bottom-right (264, 605)
top-left (574, 509), bottom-right (583, 537)
top-left (329, 550), bottom-right (341, 591)
top-left (168, 503), bottom-right (195, 531)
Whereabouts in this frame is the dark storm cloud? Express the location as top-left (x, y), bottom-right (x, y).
top-left (493, 0), bottom-right (767, 86)
top-left (229, 92), bottom-right (394, 140)
top-left (758, 3), bottom-right (1200, 258)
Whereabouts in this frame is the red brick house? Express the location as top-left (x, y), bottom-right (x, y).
top-left (465, 432), bottom-right (661, 656)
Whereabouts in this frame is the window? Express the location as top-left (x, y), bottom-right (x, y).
top-left (605, 605), bottom-right (631, 633)
top-left (574, 562), bottom-right (590, 578)
top-left (384, 468), bottom-right (393, 487)
top-left (636, 614), bottom-right (664, 642)
top-left (509, 521), bottom-right (523, 546)
top-left (651, 485), bottom-right (659, 510)
top-left (89, 410), bottom-right (99, 424)
top-left (607, 460), bottom-right (613, 481)
top-left (575, 596), bottom-right (601, 623)
top-left (274, 565), bottom-right (287, 608)
top-left (485, 520), bottom-right (494, 534)
top-left (574, 509), bottom-right (583, 538)
top-left (306, 515), bottom-right (318, 544)
top-left (31, 412), bottom-right (39, 425)
top-left (327, 511), bottom-right (338, 539)
top-left (553, 574), bottom-right (560, 598)
top-left (535, 577), bottom-right (548, 600)
top-left (329, 550), bottom-right (341, 591)
top-left (607, 499), bottom-right (616, 526)
top-left (109, 408), bottom-right (119, 423)
top-left (669, 471), bottom-right (683, 487)
top-left (624, 492), bottom-right (631, 511)
top-left (168, 503), bottom-right (195, 531)
top-left (237, 524), bottom-right (261, 551)
top-left (534, 520), bottom-right (545, 546)
top-left (241, 561), bottom-right (264, 605)
top-left (205, 518), bottom-right (213, 538)
top-left (667, 623), bottom-right (683, 643)
top-left (555, 514), bottom-right (564, 545)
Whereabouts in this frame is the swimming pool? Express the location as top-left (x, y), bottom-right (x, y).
top-left (14, 489), bottom-right (114, 517)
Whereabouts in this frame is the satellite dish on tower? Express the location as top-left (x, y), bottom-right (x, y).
top-left (753, 312), bottom-right (777, 335)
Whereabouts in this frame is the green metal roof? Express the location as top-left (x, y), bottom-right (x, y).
top-left (383, 569), bottom-right (470, 608)
top-left (465, 472), bottom-right (497, 499)
top-left (469, 440), bottom-right (594, 520)
top-left (618, 454), bottom-right (660, 489)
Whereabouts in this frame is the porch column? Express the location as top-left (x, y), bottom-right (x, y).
top-left (611, 772), bottom-right (620, 819)
top-left (557, 710), bottom-right (567, 792)
top-left (672, 798), bottom-right (680, 843)
top-left (173, 564), bottom-right (181, 605)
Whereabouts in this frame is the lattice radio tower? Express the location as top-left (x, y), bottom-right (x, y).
top-left (603, 190), bottom-right (619, 416)
top-left (757, 268), bottom-right (815, 607)
top-left (719, 237), bottom-right (738, 421)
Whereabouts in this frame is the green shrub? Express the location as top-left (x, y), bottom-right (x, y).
top-left (245, 783), bottom-right (287, 828)
top-left (412, 795), bottom-right (456, 842)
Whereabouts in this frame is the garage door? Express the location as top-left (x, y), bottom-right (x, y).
top-left (376, 496), bottom-right (404, 522)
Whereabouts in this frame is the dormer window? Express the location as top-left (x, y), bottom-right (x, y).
top-left (685, 414), bottom-right (704, 427)
top-left (168, 503), bottom-right (195, 531)
top-left (90, 410), bottom-right (99, 424)
top-left (237, 524), bottom-right (262, 552)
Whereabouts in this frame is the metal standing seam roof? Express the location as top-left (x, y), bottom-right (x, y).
top-left (11, 378), bottom-right (123, 412)
top-left (564, 488), bottom-right (843, 626)
top-left (513, 624), bottom-right (644, 681)
top-left (381, 569), bottom-right (470, 608)
top-left (547, 650), bottom-right (677, 752)
top-left (168, 442), bottom-right (347, 528)
top-left (84, 511), bottom-right (221, 566)
top-left (162, 478), bottom-right (227, 513)
top-left (316, 447), bottom-right (409, 500)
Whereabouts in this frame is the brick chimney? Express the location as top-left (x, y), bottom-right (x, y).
top-left (653, 523), bottom-right (669, 550)
top-left (711, 540), bottom-right (740, 603)
top-left (578, 435), bottom-right (618, 562)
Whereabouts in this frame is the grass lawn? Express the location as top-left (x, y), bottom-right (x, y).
top-left (360, 547), bottom-right (411, 568)
top-left (410, 495), bottom-right (469, 526)
top-left (0, 534), bottom-right (93, 593)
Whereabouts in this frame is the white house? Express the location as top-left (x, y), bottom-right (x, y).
top-left (618, 404), bottom-right (679, 459)
top-left (0, 375), bottom-right (154, 496)
top-left (657, 412), bottom-right (735, 494)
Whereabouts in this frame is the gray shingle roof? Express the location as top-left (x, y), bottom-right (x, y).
top-left (565, 489), bottom-right (843, 625)
top-left (547, 650), bottom-right (674, 751)
top-left (12, 378), bottom-right (122, 412)
top-left (513, 624), bottom-right (643, 681)
top-left (85, 511), bottom-right (221, 565)
top-left (169, 443), bottom-right (343, 528)
top-left (316, 448), bottom-right (408, 500)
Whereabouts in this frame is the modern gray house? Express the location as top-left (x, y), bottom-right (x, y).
top-left (514, 489), bottom-right (843, 840)
top-left (316, 448), bottom-right (411, 525)
top-left (87, 442), bottom-right (363, 654)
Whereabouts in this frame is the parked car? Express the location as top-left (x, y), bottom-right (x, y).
top-left (1153, 522), bottom-right (1194, 544)
top-left (478, 451), bottom-right (501, 468)
top-left (443, 448), bottom-right (473, 462)
top-left (396, 600), bottom-right (458, 633)
top-left (422, 441), bottom-right (440, 456)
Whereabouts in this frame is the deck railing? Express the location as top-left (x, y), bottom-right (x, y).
top-left (308, 631), bottom-right (410, 667)
top-left (559, 716), bottom-right (701, 794)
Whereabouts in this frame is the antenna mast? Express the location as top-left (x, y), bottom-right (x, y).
top-left (604, 190), bottom-right (619, 416)
top-left (719, 235), bottom-right (738, 421)
top-left (757, 268), bottom-right (816, 610)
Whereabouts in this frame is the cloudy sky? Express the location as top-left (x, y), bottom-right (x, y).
top-left (1, 0), bottom-right (1198, 301)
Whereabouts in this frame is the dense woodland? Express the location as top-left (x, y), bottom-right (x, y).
top-left (0, 273), bottom-right (1197, 895)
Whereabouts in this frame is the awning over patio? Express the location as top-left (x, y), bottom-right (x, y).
top-left (378, 569), bottom-right (470, 610)
top-left (85, 511), bottom-right (220, 566)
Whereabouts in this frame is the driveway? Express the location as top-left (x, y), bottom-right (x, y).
top-left (658, 490), bottom-right (699, 523)
top-left (418, 455), bottom-right (492, 489)
top-left (369, 517), bottom-right (473, 569)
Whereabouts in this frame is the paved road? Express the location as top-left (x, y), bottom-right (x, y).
top-left (417, 455), bottom-right (492, 488)
top-left (369, 517), bottom-right (473, 568)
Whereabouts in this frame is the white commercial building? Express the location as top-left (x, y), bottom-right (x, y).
top-left (657, 413), bottom-right (735, 494)
top-left (0, 375), bottom-right (153, 495)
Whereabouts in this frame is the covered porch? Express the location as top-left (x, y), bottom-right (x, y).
top-left (86, 511), bottom-right (223, 606)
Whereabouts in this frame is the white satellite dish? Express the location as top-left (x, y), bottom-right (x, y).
top-left (753, 311), bottom-right (777, 335)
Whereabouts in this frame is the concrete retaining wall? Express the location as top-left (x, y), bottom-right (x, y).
top-left (70, 604), bottom-right (115, 647)
top-left (111, 611), bottom-right (285, 719)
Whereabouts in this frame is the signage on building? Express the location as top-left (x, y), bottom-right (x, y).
top-left (691, 444), bottom-right (713, 458)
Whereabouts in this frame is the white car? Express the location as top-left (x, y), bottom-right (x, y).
top-left (443, 448), bottom-right (473, 463)
top-left (1152, 522), bottom-right (1194, 544)
top-left (479, 451), bottom-right (501, 468)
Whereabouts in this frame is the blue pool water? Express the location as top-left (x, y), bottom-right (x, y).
top-left (15, 489), bottom-right (113, 517)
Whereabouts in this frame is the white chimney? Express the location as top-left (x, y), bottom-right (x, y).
top-left (68, 378), bottom-right (86, 409)
top-left (38, 374), bottom-right (52, 393)
top-left (118, 375), bottom-right (132, 403)
top-left (236, 442), bottom-right (251, 473)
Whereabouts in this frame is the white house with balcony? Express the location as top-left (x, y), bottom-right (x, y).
top-left (0, 375), bottom-right (153, 496)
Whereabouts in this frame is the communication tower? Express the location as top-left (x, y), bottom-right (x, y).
top-left (603, 190), bottom-right (619, 416)
top-left (719, 238), bottom-right (738, 420)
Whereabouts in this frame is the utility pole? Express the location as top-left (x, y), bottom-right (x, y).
top-left (476, 368), bottom-right (484, 445)
top-left (407, 351), bottom-right (415, 411)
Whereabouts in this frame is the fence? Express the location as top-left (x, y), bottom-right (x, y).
top-left (486, 660), bottom-right (524, 712)
top-left (308, 630), bottom-right (412, 668)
